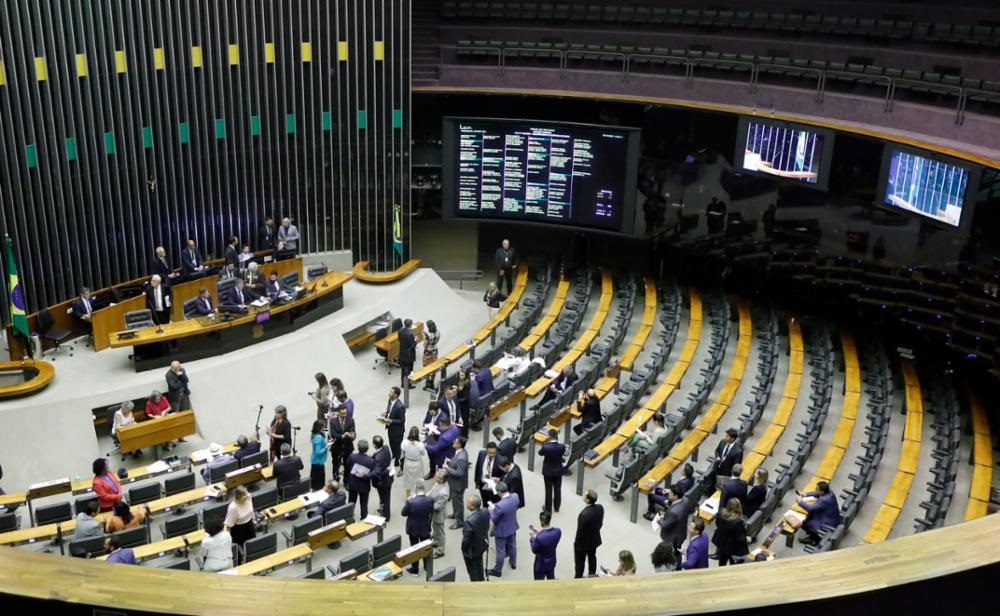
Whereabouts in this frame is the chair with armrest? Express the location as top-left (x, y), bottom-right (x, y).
top-left (372, 534), bottom-right (402, 568)
top-left (111, 525), bottom-right (149, 549)
top-left (160, 512), bottom-right (200, 539)
top-left (35, 502), bottom-right (73, 526)
top-left (428, 566), bottom-right (457, 582)
top-left (164, 472), bottom-right (196, 497)
top-left (241, 531), bottom-right (277, 563)
top-left (128, 482), bottom-right (162, 505)
top-left (68, 534), bottom-right (108, 558)
top-left (182, 298), bottom-right (201, 320)
top-left (124, 309), bottom-right (154, 330)
top-left (37, 308), bottom-right (74, 357)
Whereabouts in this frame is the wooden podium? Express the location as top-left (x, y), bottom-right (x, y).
top-left (117, 410), bottom-right (197, 454)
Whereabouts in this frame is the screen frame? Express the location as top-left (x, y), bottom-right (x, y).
top-left (734, 116), bottom-right (835, 191)
top-left (441, 116), bottom-right (641, 236)
top-left (875, 143), bottom-right (981, 231)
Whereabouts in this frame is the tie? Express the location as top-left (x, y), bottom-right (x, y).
top-left (84, 299), bottom-right (91, 316)
top-left (722, 442), bottom-right (731, 461)
top-left (485, 457), bottom-right (492, 478)
top-left (237, 289), bottom-right (243, 304)
top-left (449, 399), bottom-right (455, 419)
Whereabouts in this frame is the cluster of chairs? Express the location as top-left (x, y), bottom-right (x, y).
top-left (440, 2), bottom-right (1000, 50)
top-left (533, 268), bottom-right (595, 368)
top-left (915, 372), bottom-right (961, 531)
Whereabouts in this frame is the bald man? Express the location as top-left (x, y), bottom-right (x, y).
top-left (494, 239), bottom-right (517, 294)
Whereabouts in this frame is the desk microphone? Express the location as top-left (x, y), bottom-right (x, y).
top-left (292, 426), bottom-right (302, 431)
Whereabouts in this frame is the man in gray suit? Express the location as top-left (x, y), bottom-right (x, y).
top-left (446, 436), bottom-right (470, 528)
top-left (429, 469), bottom-right (451, 558)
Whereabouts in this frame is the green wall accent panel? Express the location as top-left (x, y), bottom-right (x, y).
top-left (25, 144), bottom-right (37, 169)
top-left (286, 113), bottom-right (296, 134)
top-left (392, 109), bottom-right (402, 128)
top-left (357, 110), bottom-right (367, 129)
top-left (65, 137), bottom-right (77, 161)
top-left (250, 115), bottom-right (261, 136)
top-left (103, 132), bottom-right (116, 155)
top-left (322, 111), bottom-right (332, 131)
top-left (178, 122), bottom-right (190, 144)
top-left (215, 118), bottom-right (226, 140)
top-left (142, 126), bottom-right (154, 149)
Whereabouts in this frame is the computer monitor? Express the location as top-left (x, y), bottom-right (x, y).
top-left (280, 272), bottom-right (300, 289)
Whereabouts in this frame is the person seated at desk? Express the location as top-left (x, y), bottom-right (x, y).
top-left (265, 270), bottom-right (291, 299)
top-left (112, 401), bottom-right (140, 460)
top-left (232, 435), bottom-right (261, 461)
top-left (273, 443), bottom-right (304, 493)
top-left (573, 388), bottom-right (602, 436)
top-left (145, 274), bottom-right (172, 325)
top-left (223, 278), bottom-right (260, 307)
top-left (218, 263), bottom-right (238, 282)
top-left (104, 536), bottom-right (138, 565)
top-left (625, 413), bottom-right (667, 459)
top-left (72, 500), bottom-right (104, 543)
top-left (309, 479), bottom-right (347, 518)
top-left (245, 261), bottom-right (266, 294)
top-left (145, 390), bottom-right (184, 450)
top-left (71, 287), bottom-right (96, 334)
top-left (104, 500), bottom-right (148, 533)
top-left (181, 239), bottom-right (206, 275)
top-left (201, 444), bottom-right (236, 483)
top-left (796, 481), bottom-right (842, 546)
top-left (152, 246), bottom-right (178, 280)
top-left (532, 365), bottom-right (578, 410)
top-left (191, 287), bottom-right (215, 317)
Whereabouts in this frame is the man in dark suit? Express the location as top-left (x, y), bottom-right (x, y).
top-left (646, 463), bottom-right (696, 520)
top-left (487, 480), bottom-right (520, 577)
top-left (381, 387), bottom-right (407, 467)
top-left (709, 428), bottom-right (743, 487)
top-left (401, 480), bottom-right (435, 575)
top-left (539, 429), bottom-right (566, 513)
top-left (719, 463), bottom-right (749, 510)
top-left (191, 287), bottom-right (215, 317)
top-left (425, 417), bottom-right (459, 471)
top-left (654, 486), bottom-right (686, 567)
top-left (445, 436), bottom-right (470, 528)
top-left (151, 246), bottom-right (176, 280)
top-left (181, 239), bottom-right (206, 275)
top-left (327, 406), bottom-right (356, 480)
top-left (370, 436), bottom-right (394, 521)
top-left (437, 387), bottom-right (459, 426)
top-left (346, 439), bottom-right (375, 518)
top-left (473, 361), bottom-right (494, 395)
top-left (72, 287), bottom-right (96, 334)
top-left (494, 238), bottom-right (517, 294)
top-left (245, 263), bottom-right (266, 294)
top-left (573, 389), bottom-right (602, 436)
top-left (529, 510), bottom-right (562, 580)
top-left (265, 271), bottom-right (286, 299)
top-left (461, 493), bottom-right (490, 581)
top-left (218, 263), bottom-right (238, 282)
top-left (224, 236), bottom-right (240, 270)
top-left (312, 480), bottom-right (347, 517)
top-left (397, 319), bottom-right (417, 385)
top-left (232, 435), bottom-right (261, 461)
top-left (533, 365), bottom-right (578, 410)
top-left (258, 216), bottom-right (276, 251)
top-left (474, 443), bottom-right (503, 505)
top-left (493, 427), bottom-right (516, 462)
top-left (273, 443), bottom-right (304, 493)
top-left (145, 275), bottom-right (172, 325)
top-left (574, 489), bottom-right (604, 578)
top-left (224, 278), bottom-right (259, 307)
top-left (498, 456), bottom-right (524, 510)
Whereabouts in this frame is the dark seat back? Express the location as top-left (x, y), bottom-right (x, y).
top-left (323, 503), bottom-right (356, 527)
top-left (338, 548), bottom-right (371, 573)
top-left (428, 566), bottom-right (457, 582)
top-left (289, 516), bottom-right (324, 545)
top-left (162, 512), bottom-right (200, 539)
top-left (157, 557), bottom-right (192, 570)
top-left (298, 567), bottom-right (325, 579)
top-left (243, 532), bottom-right (277, 563)
top-left (164, 472), bottom-right (196, 497)
top-left (200, 501), bottom-right (230, 529)
top-left (74, 494), bottom-right (99, 516)
top-left (182, 298), bottom-right (201, 320)
top-left (0, 512), bottom-right (19, 533)
top-left (251, 487), bottom-right (280, 512)
top-left (372, 534), bottom-right (402, 568)
top-left (68, 534), bottom-right (108, 558)
top-left (128, 482), bottom-right (162, 505)
top-left (124, 309), bottom-right (154, 330)
top-left (35, 502), bottom-right (72, 525)
top-left (111, 525), bottom-right (148, 549)
top-left (240, 451), bottom-right (270, 468)
top-left (280, 478), bottom-right (310, 500)
top-left (208, 460), bottom-right (241, 484)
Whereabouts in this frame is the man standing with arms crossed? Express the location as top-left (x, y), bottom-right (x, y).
top-left (494, 238), bottom-right (517, 294)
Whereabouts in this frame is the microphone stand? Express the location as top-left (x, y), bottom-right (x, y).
top-left (291, 426), bottom-right (301, 456)
top-left (253, 405), bottom-right (263, 443)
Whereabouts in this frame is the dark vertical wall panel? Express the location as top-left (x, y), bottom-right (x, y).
top-left (0, 0), bottom-right (410, 315)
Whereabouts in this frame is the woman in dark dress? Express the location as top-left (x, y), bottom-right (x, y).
top-left (712, 498), bottom-right (750, 566)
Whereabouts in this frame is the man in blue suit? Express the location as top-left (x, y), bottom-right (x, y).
top-left (401, 480), bottom-right (435, 576)
top-left (181, 239), bottom-right (206, 275)
top-left (681, 517), bottom-right (709, 570)
top-left (473, 361), bottom-right (494, 395)
top-left (797, 481), bottom-right (842, 545)
top-left (71, 287), bottom-right (96, 334)
top-left (538, 429), bottom-right (566, 513)
top-left (425, 417), bottom-right (459, 471)
top-left (223, 278), bottom-right (259, 307)
top-left (487, 480), bottom-right (520, 577)
top-left (191, 287), bottom-right (215, 316)
top-left (370, 436), bottom-right (394, 521)
top-left (529, 510), bottom-right (562, 580)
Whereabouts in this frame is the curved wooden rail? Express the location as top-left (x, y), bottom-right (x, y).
top-left (0, 360), bottom-right (55, 399)
top-left (352, 259), bottom-right (422, 283)
top-left (0, 514), bottom-right (998, 615)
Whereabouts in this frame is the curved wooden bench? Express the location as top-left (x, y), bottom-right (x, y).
top-left (352, 259), bottom-right (422, 283)
top-left (966, 390), bottom-right (993, 521)
top-left (0, 360), bottom-right (55, 399)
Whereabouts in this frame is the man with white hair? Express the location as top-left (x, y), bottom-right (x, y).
top-left (151, 246), bottom-right (178, 279)
top-left (277, 217), bottom-right (299, 254)
top-left (244, 261), bottom-right (265, 294)
top-left (145, 274), bottom-right (172, 324)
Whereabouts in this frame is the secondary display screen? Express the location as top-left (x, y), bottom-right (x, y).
top-left (443, 118), bottom-right (640, 233)
top-left (881, 148), bottom-right (970, 228)
top-left (735, 117), bottom-right (833, 189)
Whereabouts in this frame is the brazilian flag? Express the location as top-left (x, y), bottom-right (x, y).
top-left (5, 235), bottom-right (29, 341)
top-left (392, 203), bottom-right (403, 258)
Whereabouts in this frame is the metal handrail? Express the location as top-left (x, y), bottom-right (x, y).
top-left (887, 78), bottom-right (964, 124)
top-left (754, 63), bottom-right (823, 101)
top-left (822, 70), bottom-right (894, 111)
top-left (434, 269), bottom-right (484, 290)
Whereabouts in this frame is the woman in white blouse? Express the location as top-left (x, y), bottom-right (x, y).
top-left (223, 486), bottom-right (256, 549)
top-left (200, 519), bottom-right (233, 572)
top-left (112, 401), bottom-right (138, 460)
top-left (400, 426), bottom-right (430, 498)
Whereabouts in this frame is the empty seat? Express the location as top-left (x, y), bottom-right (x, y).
top-left (111, 525), bottom-right (148, 549)
top-left (280, 478), bottom-right (311, 501)
top-left (69, 534), bottom-right (108, 558)
top-left (0, 512), bottom-right (18, 533)
top-left (164, 472), bottom-right (196, 497)
top-left (282, 515), bottom-right (324, 547)
top-left (337, 548), bottom-right (371, 574)
top-left (323, 503), bottom-right (356, 527)
top-left (200, 501), bottom-right (230, 528)
top-left (242, 532), bottom-right (278, 563)
top-left (160, 512), bottom-right (200, 539)
top-left (372, 534), bottom-right (403, 568)
top-left (298, 567), bottom-right (325, 579)
top-left (252, 487), bottom-right (280, 512)
top-left (74, 494), bottom-right (99, 516)
top-left (157, 557), bottom-right (192, 570)
top-left (208, 460), bottom-right (241, 484)
top-left (35, 502), bottom-right (72, 526)
top-left (239, 451), bottom-right (270, 468)
top-left (428, 566), bottom-right (457, 582)
top-left (128, 482), bottom-right (162, 505)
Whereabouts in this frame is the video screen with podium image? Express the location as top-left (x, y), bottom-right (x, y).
top-left (442, 117), bottom-right (640, 233)
top-left (880, 147), bottom-right (972, 228)
top-left (736, 117), bottom-right (832, 189)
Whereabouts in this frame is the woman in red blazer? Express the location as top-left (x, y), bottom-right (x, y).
top-left (92, 458), bottom-right (122, 512)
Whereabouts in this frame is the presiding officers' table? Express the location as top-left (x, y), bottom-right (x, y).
top-left (108, 271), bottom-right (352, 371)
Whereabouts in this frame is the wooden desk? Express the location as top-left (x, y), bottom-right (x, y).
top-left (352, 259), bottom-right (422, 283)
top-left (346, 519), bottom-right (385, 541)
top-left (146, 485), bottom-right (225, 515)
top-left (374, 321), bottom-right (425, 363)
top-left (0, 360), bottom-right (55, 399)
top-left (884, 471), bottom-right (915, 509)
top-left (0, 492), bottom-right (28, 510)
top-left (862, 503), bottom-right (901, 544)
top-left (97, 530), bottom-right (206, 563)
top-left (108, 271), bottom-right (350, 370)
top-left (224, 544), bottom-right (313, 576)
top-left (362, 560), bottom-right (403, 582)
top-left (117, 411), bottom-right (197, 453)
top-left (307, 521), bottom-right (349, 550)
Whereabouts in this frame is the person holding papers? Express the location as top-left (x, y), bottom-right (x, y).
top-left (346, 439), bottom-right (375, 518)
top-left (796, 481), bottom-right (842, 546)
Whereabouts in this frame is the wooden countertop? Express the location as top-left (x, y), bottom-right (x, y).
top-left (0, 360), bottom-right (55, 399)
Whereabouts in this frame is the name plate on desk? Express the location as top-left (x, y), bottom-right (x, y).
top-left (699, 496), bottom-right (720, 519)
top-left (28, 478), bottom-right (72, 500)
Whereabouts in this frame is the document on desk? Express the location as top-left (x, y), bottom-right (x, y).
top-left (367, 564), bottom-right (395, 582)
top-left (782, 510), bottom-right (806, 529)
top-left (299, 490), bottom-right (327, 505)
top-left (363, 514), bottom-right (387, 527)
top-left (699, 495), bottom-right (720, 518)
top-left (146, 461), bottom-right (171, 474)
top-left (250, 298), bottom-right (269, 308)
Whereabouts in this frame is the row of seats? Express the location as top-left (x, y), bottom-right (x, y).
top-left (915, 372), bottom-right (961, 531)
top-left (440, 2), bottom-right (1000, 48)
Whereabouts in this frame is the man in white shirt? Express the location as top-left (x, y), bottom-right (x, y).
top-left (145, 275), bottom-right (172, 324)
top-left (277, 217), bottom-right (299, 253)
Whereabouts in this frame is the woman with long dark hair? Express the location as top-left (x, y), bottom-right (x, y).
top-left (309, 419), bottom-right (328, 490)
